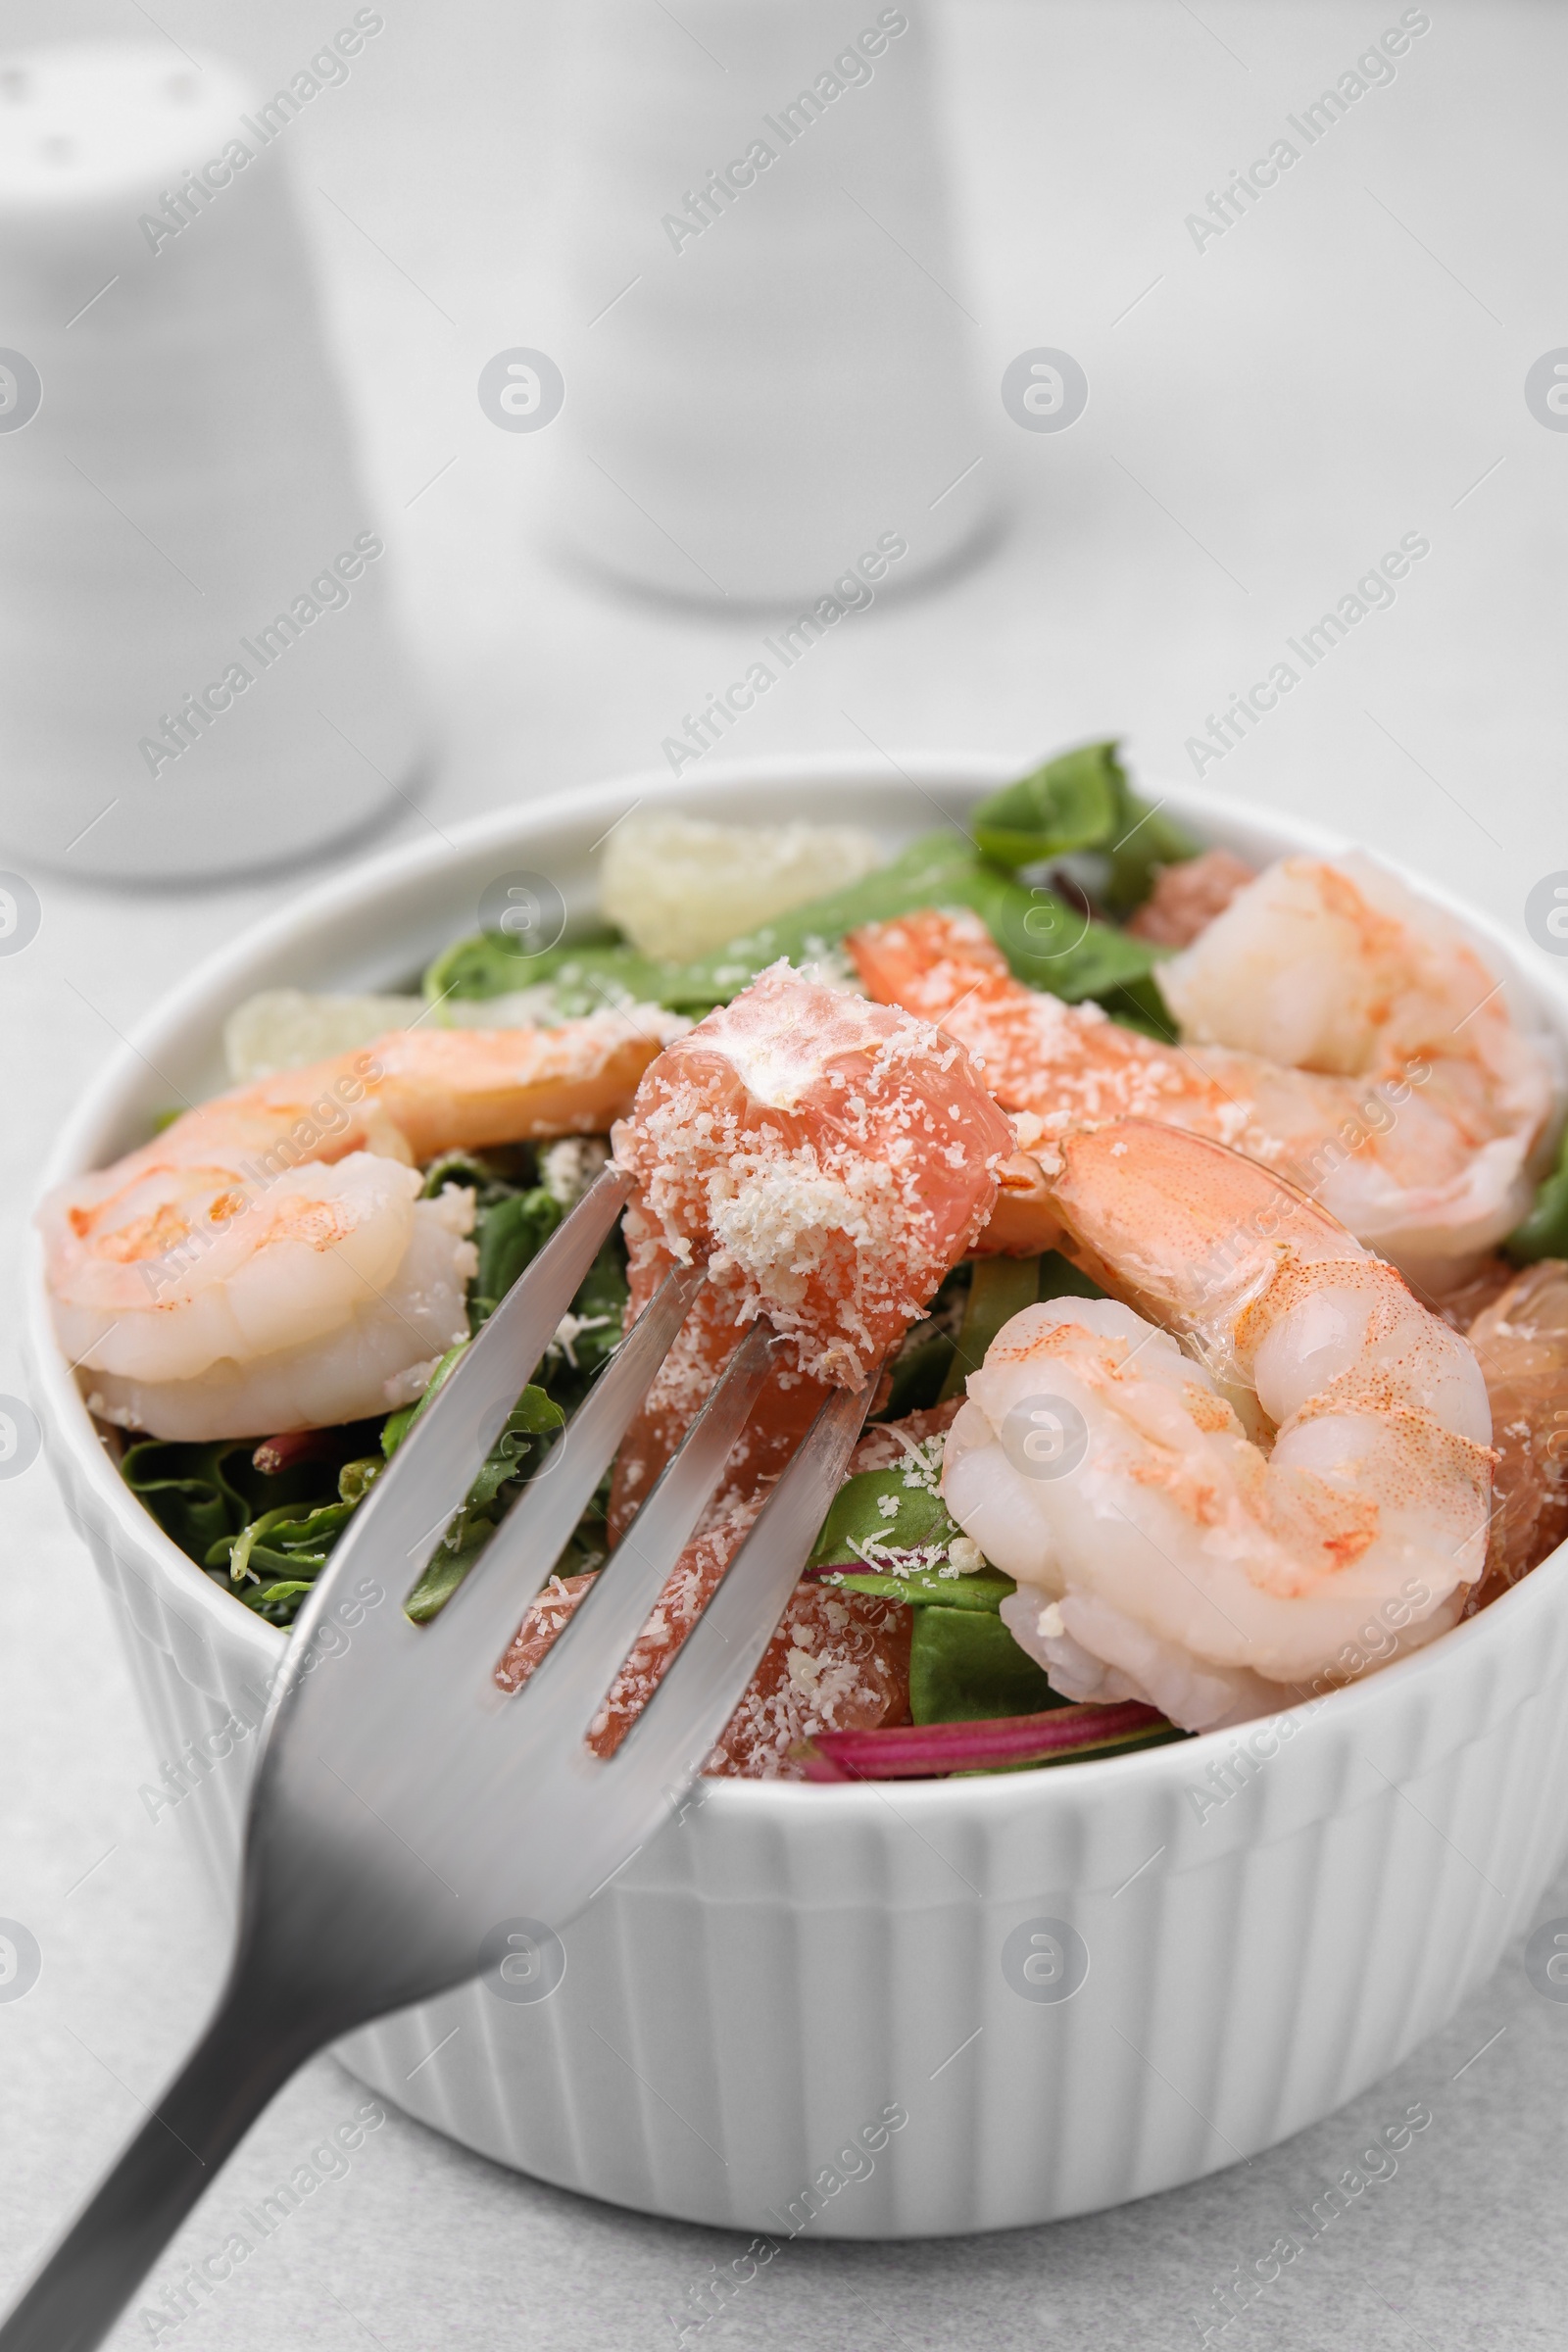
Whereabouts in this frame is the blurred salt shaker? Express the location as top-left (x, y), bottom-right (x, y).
top-left (540, 1), bottom-right (998, 609)
top-left (0, 42), bottom-right (420, 882)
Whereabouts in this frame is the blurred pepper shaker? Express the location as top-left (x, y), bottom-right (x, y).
top-left (0, 42), bottom-right (420, 882)
top-left (540, 1), bottom-right (998, 610)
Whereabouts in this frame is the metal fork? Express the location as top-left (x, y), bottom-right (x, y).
top-left (1, 1164), bottom-right (875, 2352)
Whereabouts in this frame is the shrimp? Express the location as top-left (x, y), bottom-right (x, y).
top-left (940, 1118), bottom-right (1494, 1732)
top-left (1159, 853), bottom-right (1557, 1271)
top-left (850, 854), bottom-right (1558, 1278)
top-left (41, 1009), bottom-right (684, 1440)
top-left (607, 960), bottom-right (1013, 1533)
top-left (1125, 847), bottom-right (1255, 946)
top-left (1462, 1258), bottom-right (1568, 1604)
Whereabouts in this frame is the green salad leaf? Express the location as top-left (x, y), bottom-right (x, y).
top-left (1506, 1124), bottom-right (1568, 1262)
top-left (240, 1580), bottom-right (320, 1627)
top-left (941, 857), bottom-right (1173, 1005)
top-left (423, 922), bottom-right (633, 1010)
top-left (939, 1255), bottom-right (1041, 1401)
top-left (879, 1313), bottom-right (958, 1419)
top-left (471, 1189), bottom-right (563, 1325)
top-left (383, 1346), bottom-right (566, 1618)
top-left (417, 1152), bottom-right (564, 1332)
top-left (421, 821), bottom-right (1172, 1023)
top-left (831, 1566), bottom-right (1016, 1611)
top-left (879, 1250), bottom-right (1107, 1422)
top-left (549, 1238), bottom-right (629, 1397)
top-left (969, 741), bottom-right (1124, 868)
top-left (968, 739), bottom-right (1201, 920)
top-left (908, 1608), bottom-right (1065, 1722)
top-left (808, 1458), bottom-right (961, 1574)
top-left (876, 1261), bottom-right (968, 1419)
top-left (1102, 797), bottom-right (1202, 918)
top-left (122, 1431), bottom-right (373, 1563)
top-left (421, 832), bottom-right (979, 1012)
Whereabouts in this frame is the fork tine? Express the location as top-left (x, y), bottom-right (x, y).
top-left (512, 1320), bottom-right (778, 1735)
top-left (603, 1371), bottom-right (878, 1795)
top-left (282, 1164), bottom-right (633, 1651)
top-left (424, 1261), bottom-right (706, 1661)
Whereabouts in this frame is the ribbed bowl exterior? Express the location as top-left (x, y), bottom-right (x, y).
top-left (31, 759), bottom-right (1568, 2235)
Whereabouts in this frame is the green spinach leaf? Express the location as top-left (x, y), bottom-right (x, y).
top-left (830, 1566), bottom-right (1016, 1611)
top-left (807, 1425), bottom-right (964, 1573)
top-left (969, 740), bottom-right (1201, 919)
top-left (909, 1607), bottom-right (1066, 1723)
top-left (969, 741), bottom-right (1124, 868)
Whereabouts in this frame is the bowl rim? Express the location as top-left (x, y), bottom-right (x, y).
top-left (27, 748), bottom-right (1568, 1825)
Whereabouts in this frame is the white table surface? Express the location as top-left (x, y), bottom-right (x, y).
top-left (3, 3), bottom-right (1567, 2345)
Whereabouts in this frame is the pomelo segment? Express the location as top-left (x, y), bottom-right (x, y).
top-left (612, 960), bottom-right (1013, 1391)
top-left (608, 961), bottom-right (1012, 1536)
top-left (600, 813), bottom-right (882, 961)
top-left (497, 1494), bottom-right (912, 1778)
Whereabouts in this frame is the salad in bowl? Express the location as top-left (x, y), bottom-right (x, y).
top-left (38, 741), bottom-right (1568, 1784)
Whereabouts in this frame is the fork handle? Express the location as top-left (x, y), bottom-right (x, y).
top-left (0, 1962), bottom-right (330, 2352)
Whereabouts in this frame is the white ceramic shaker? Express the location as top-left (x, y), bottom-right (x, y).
top-left (539, 1), bottom-right (998, 611)
top-left (0, 42), bottom-right (420, 881)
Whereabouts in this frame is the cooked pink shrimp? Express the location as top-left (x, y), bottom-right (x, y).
top-left (941, 1119), bottom-right (1494, 1732)
top-left (1125, 848), bottom-right (1255, 946)
top-left (1160, 853), bottom-right (1557, 1275)
top-left (851, 856), bottom-right (1557, 1279)
top-left (40, 1010), bottom-right (684, 1440)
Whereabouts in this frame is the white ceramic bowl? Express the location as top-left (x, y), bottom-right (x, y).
top-left (27, 756), bottom-right (1568, 2238)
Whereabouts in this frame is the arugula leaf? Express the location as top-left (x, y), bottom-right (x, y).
top-left (471, 1188), bottom-right (562, 1327)
top-left (380, 1340), bottom-right (468, 1457)
top-left (211, 1496), bottom-right (353, 1583)
top-left (122, 1436), bottom-right (352, 1562)
top-left (417, 1147), bottom-right (535, 1199)
top-left (238, 1580), bottom-right (319, 1626)
top-left (465, 1390), bottom-right (566, 1511)
top-left (382, 1360), bottom-right (566, 1614)
top-left (404, 1538), bottom-right (494, 1624)
top-left (401, 1446), bottom-right (562, 1622)
top-left (416, 1153), bottom-right (564, 1333)
top-left (909, 1607), bottom-right (1067, 1723)
top-left (542, 1239), bottom-right (628, 1411)
top-left (969, 742), bottom-right (1124, 869)
top-left (664, 830), bottom-right (979, 998)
